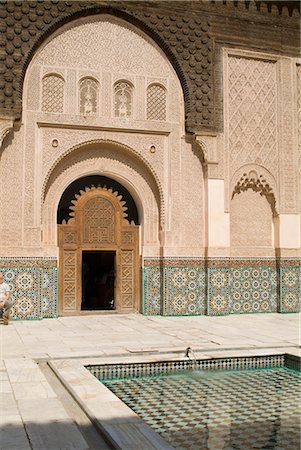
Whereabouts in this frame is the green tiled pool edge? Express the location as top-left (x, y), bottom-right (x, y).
top-left (87, 353), bottom-right (301, 381)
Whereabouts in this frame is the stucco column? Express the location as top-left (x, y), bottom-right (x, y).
top-left (278, 214), bottom-right (300, 249)
top-left (207, 179), bottom-right (230, 251)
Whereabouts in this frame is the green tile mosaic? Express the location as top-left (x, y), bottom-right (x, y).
top-left (87, 354), bottom-right (294, 381)
top-left (143, 258), bottom-right (300, 316)
top-left (229, 266), bottom-right (277, 314)
top-left (143, 265), bottom-right (162, 315)
top-left (98, 362), bottom-right (300, 450)
top-left (280, 265), bottom-right (301, 313)
top-left (164, 267), bottom-right (206, 315)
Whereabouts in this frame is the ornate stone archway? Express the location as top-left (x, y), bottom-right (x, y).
top-left (58, 186), bottom-right (139, 315)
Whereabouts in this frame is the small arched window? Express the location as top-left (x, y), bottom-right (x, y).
top-left (42, 74), bottom-right (64, 113)
top-left (114, 81), bottom-right (133, 118)
top-left (79, 78), bottom-right (98, 116)
top-left (147, 84), bottom-right (166, 121)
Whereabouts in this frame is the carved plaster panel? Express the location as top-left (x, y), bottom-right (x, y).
top-left (34, 17), bottom-right (177, 79)
top-left (224, 50), bottom-right (284, 212)
top-left (227, 54), bottom-right (278, 178)
top-left (23, 115), bottom-right (36, 228)
top-left (296, 63), bottom-right (301, 214)
top-left (278, 58), bottom-right (298, 213)
top-left (25, 66), bottom-right (41, 112)
top-left (230, 189), bottom-right (273, 248)
top-left (0, 124), bottom-right (23, 248)
top-left (40, 128), bottom-right (166, 184)
top-left (25, 16), bottom-right (183, 129)
top-left (178, 139), bottom-right (205, 249)
top-left (42, 146), bottom-right (161, 250)
top-left (224, 51), bottom-right (299, 215)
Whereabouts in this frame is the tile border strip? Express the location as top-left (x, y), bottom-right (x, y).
top-left (86, 354), bottom-right (301, 381)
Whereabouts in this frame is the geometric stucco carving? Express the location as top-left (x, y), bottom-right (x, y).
top-left (297, 64), bottom-right (301, 214)
top-left (147, 84), bottom-right (166, 121)
top-left (227, 54), bottom-right (278, 179)
top-left (42, 143), bottom-right (161, 248)
top-left (42, 139), bottom-right (164, 225)
top-left (231, 168), bottom-right (277, 217)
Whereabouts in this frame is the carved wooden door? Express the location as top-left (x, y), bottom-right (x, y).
top-left (58, 187), bottom-right (139, 315)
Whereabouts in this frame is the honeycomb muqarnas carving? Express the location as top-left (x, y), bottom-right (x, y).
top-left (0, 0), bottom-right (213, 132)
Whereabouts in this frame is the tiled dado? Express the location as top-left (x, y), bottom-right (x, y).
top-left (0, 258), bottom-right (58, 319)
top-left (143, 258), bottom-right (300, 316)
top-left (0, 257), bottom-right (299, 320)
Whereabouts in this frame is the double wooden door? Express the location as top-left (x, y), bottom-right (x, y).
top-left (58, 186), bottom-right (140, 315)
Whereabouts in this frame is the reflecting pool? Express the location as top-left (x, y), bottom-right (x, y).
top-left (102, 368), bottom-right (300, 450)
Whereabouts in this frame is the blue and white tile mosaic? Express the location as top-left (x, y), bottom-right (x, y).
top-left (0, 258), bottom-right (58, 320)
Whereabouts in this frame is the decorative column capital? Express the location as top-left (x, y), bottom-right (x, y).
top-left (0, 118), bottom-right (14, 148)
top-left (194, 133), bottom-right (219, 178)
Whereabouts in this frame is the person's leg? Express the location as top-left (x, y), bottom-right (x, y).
top-left (3, 300), bottom-right (13, 325)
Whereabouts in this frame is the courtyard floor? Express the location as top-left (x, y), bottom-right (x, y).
top-left (1, 312), bottom-right (300, 449)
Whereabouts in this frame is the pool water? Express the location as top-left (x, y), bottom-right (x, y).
top-left (103, 368), bottom-right (300, 450)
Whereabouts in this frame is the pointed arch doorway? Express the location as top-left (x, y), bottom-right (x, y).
top-left (58, 179), bottom-right (140, 316)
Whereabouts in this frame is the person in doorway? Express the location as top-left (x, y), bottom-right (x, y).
top-left (0, 272), bottom-right (12, 325)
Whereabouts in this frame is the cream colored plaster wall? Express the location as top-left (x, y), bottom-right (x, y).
top-left (230, 190), bottom-right (273, 253)
top-left (279, 214), bottom-right (300, 249)
top-left (207, 179), bottom-right (230, 253)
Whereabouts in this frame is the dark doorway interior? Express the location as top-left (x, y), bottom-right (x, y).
top-left (82, 251), bottom-right (115, 310)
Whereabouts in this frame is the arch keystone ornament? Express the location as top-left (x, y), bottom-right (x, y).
top-left (58, 185), bottom-right (140, 315)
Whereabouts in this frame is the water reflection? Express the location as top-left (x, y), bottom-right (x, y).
top-left (104, 368), bottom-right (300, 450)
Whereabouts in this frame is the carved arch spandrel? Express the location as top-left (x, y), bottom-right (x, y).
top-left (58, 185), bottom-right (140, 315)
top-left (228, 164), bottom-right (278, 215)
top-left (42, 142), bottom-right (161, 249)
top-left (42, 139), bottom-right (164, 227)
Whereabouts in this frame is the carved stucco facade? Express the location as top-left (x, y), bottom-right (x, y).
top-left (0, 5), bottom-right (300, 319)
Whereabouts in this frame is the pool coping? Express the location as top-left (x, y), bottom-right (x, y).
top-left (48, 349), bottom-right (300, 450)
top-left (49, 358), bottom-right (174, 450)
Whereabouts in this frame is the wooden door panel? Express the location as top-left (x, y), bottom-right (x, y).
top-left (58, 187), bottom-right (140, 315)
